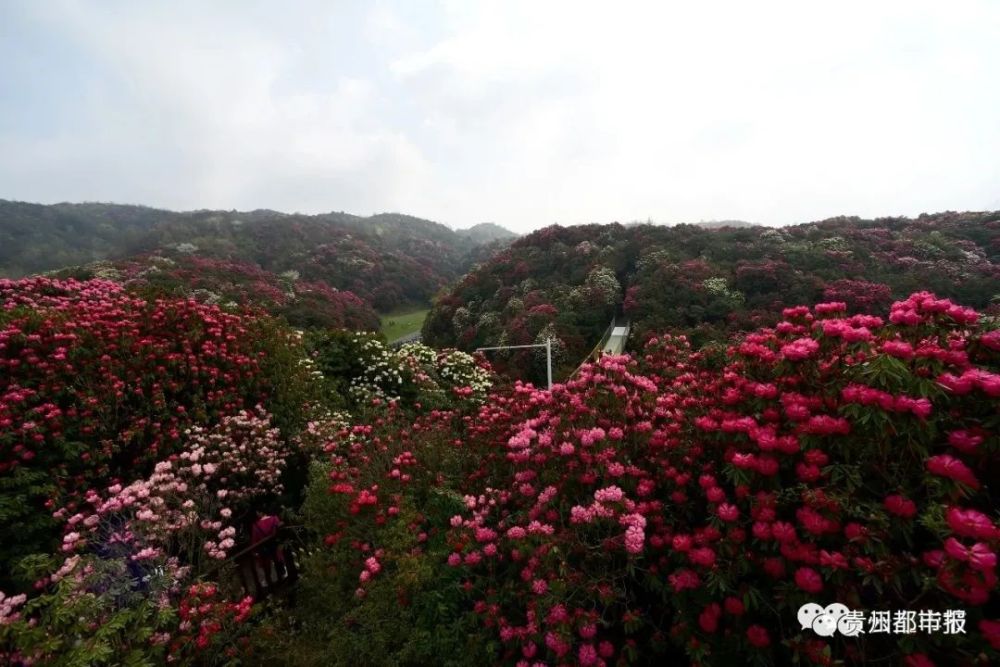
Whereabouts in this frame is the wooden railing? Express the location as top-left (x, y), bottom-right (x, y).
top-left (201, 526), bottom-right (303, 601)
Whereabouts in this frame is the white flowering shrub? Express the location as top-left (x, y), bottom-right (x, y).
top-left (304, 329), bottom-right (493, 415)
top-left (348, 336), bottom-right (403, 402)
top-left (702, 276), bottom-right (745, 305)
top-left (436, 349), bottom-right (493, 397)
top-left (533, 323), bottom-right (568, 367)
top-left (349, 338), bottom-right (492, 409)
top-left (584, 265), bottom-right (621, 305)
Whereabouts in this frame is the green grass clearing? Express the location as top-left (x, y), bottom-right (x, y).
top-left (380, 307), bottom-right (430, 342)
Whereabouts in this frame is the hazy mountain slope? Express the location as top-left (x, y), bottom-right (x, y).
top-left (456, 222), bottom-right (520, 244)
top-left (693, 220), bottom-right (761, 229)
top-left (0, 200), bottom-right (517, 311)
top-left (0, 200), bottom-right (170, 276)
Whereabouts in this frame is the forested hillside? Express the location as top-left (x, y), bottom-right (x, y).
top-left (0, 201), bottom-right (167, 275)
top-left (54, 255), bottom-right (383, 331)
top-left (0, 200), bottom-right (516, 312)
top-left (424, 212), bottom-right (1000, 381)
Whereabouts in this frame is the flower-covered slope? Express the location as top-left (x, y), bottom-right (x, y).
top-left (2, 269), bottom-right (999, 665)
top-left (0, 275), bottom-right (500, 665)
top-left (73, 254), bottom-right (382, 331)
top-left (423, 212), bottom-right (1000, 383)
top-left (296, 291), bottom-right (999, 666)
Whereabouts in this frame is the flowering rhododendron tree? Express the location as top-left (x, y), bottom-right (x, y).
top-left (251, 397), bottom-right (498, 666)
top-left (43, 407), bottom-right (299, 620)
top-left (0, 551), bottom-right (182, 665)
top-left (0, 277), bottom-right (314, 584)
top-left (307, 330), bottom-right (493, 413)
top-left (1, 404), bottom-right (300, 665)
top-left (55, 408), bottom-right (288, 565)
top-left (280, 291), bottom-right (999, 666)
top-left (0, 277), bottom-right (325, 663)
top-left (170, 582), bottom-right (255, 662)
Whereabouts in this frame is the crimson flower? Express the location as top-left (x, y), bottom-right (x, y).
top-left (746, 625), bottom-right (770, 648)
top-left (927, 455), bottom-right (980, 489)
top-left (946, 507), bottom-right (999, 540)
top-left (944, 537), bottom-right (998, 572)
top-left (717, 503), bottom-right (739, 522)
top-left (884, 494), bottom-right (917, 518)
top-left (794, 567), bottom-right (823, 593)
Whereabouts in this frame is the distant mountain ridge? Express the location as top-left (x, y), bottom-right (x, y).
top-left (456, 222), bottom-right (519, 244)
top-left (0, 199), bottom-right (519, 312)
top-left (621, 219), bottom-right (762, 229)
top-left (693, 220), bottom-right (760, 229)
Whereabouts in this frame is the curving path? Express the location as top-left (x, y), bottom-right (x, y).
top-left (602, 323), bottom-right (630, 355)
top-left (568, 317), bottom-right (630, 380)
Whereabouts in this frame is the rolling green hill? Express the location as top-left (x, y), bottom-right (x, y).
top-left (0, 200), bottom-right (517, 313)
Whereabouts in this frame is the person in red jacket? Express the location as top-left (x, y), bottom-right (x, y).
top-left (251, 509), bottom-right (286, 579)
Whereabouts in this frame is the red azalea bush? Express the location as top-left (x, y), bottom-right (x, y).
top-left (263, 400), bottom-right (497, 665)
top-left (170, 582), bottom-right (255, 662)
top-left (0, 277), bottom-right (309, 585)
top-left (428, 292), bottom-right (999, 665)
top-left (821, 279), bottom-right (894, 314)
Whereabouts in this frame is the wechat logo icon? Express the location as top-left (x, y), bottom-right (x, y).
top-left (798, 602), bottom-right (864, 637)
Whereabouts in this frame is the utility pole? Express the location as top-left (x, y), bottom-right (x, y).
top-left (546, 337), bottom-right (552, 390)
top-left (476, 338), bottom-right (554, 390)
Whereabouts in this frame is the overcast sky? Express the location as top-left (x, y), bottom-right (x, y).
top-left (1, 1), bottom-right (999, 233)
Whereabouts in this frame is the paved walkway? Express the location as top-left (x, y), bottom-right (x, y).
top-left (602, 326), bottom-right (629, 355)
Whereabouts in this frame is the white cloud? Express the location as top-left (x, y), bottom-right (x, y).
top-left (1, 0), bottom-right (998, 231)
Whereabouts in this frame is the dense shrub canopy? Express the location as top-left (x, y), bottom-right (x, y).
top-left (0, 277), bottom-right (312, 585)
top-left (0, 276), bottom-right (499, 665)
top-left (66, 255), bottom-right (382, 331)
top-left (2, 263), bottom-right (999, 665)
top-left (283, 291), bottom-right (1000, 666)
top-left (424, 213), bottom-right (1000, 383)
